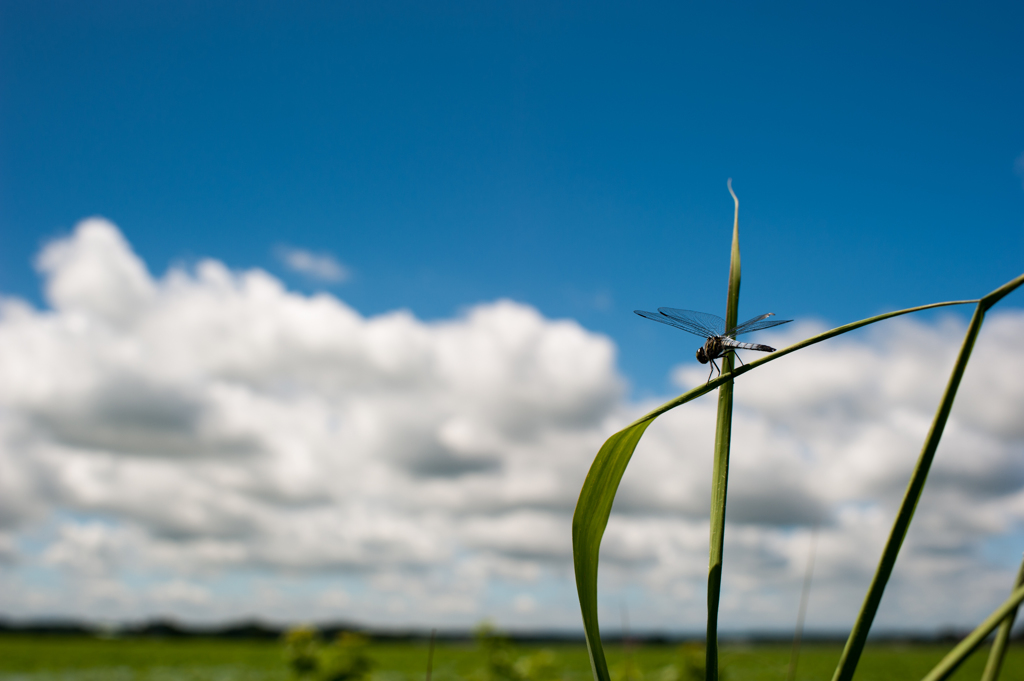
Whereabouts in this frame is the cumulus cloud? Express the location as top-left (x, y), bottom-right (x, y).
top-left (0, 218), bottom-right (1022, 633)
top-left (276, 245), bottom-right (351, 282)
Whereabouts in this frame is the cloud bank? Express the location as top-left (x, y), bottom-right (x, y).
top-left (0, 219), bottom-right (1022, 633)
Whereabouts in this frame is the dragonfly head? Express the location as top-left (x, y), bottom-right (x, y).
top-left (696, 346), bottom-right (709, 364)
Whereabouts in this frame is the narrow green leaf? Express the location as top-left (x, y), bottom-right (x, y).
top-left (980, 554), bottom-right (1024, 681)
top-left (706, 181), bottom-right (742, 681)
top-left (920, 584), bottom-right (1024, 681)
top-left (572, 419), bottom-right (654, 681)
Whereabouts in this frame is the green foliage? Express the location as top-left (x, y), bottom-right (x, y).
top-left (3, 635), bottom-right (1024, 681)
top-left (677, 643), bottom-right (708, 681)
top-left (283, 627), bottom-right (375, 681)
top-left (609, 657), bottom-right (643, 681)
top-left (320, 632), bottom-right (375, 681)
top-left (643, 643), bottom-right (719, 681)
top-left (474, 622), bottom-right (519, 681)
top-left (513, 648), bottom-right (560, 681)
top-left (473, 622), bottom-right (563, 681)
top-left (284, 626), bottom-right (321, 677)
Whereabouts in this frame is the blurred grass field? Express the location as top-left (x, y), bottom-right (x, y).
top-left (0, 634), bottom-right (1021, 681)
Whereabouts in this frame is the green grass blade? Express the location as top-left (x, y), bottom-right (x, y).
top-left (832, 273), bottom-right (1024, 681)
top-left (980, 554), bottom-right (1024, 681)
top-left (920, 584), bottom-right (1024, 681)
top-left (706, 181), bottom-right (742, 681)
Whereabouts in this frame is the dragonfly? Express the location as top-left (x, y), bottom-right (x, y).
top-left (634, 308), bottom-right (793, 383)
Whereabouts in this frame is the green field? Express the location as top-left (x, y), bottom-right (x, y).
top-left (0, 635), bottom-right (1021, 681)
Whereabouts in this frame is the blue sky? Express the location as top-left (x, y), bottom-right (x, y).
top-left (3, 0), bottom-right (1023, 394)
top-left (1, 1), bottom-right (1024, 632)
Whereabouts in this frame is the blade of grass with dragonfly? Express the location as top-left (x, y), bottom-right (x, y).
top-left (570, 191), bottom-right (982, 681)
top-left (705, 180), bottom-right (742, 681)
top-left (830, 271), bottom-right (1024, 681)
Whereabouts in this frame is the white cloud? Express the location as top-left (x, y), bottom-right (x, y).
top-left (276, 245), bottom-right (351, 282)
top-left (0, 218), bottom-right (1022, 634)
top-left (35, 219), bottom-right (156, 326)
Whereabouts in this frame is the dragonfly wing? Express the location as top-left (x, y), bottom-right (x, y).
top-left (728, 313), bottom-right (793, 337)
top-left (656, 308), bottom-right (725, 337)
top-left (634, 310), bottom-right (708, 338)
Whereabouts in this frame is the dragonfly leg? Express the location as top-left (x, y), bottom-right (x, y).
top-left (732, 351), bottom-right (746, 367)
top-left (707, 359), bottom-right (720, 384)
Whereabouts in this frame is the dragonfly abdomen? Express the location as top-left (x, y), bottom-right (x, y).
top-left (721, 339), bottom-right (775, 352)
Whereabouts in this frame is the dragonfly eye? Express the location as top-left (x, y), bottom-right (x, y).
top-left (696, 347), bottom-right (708, 364)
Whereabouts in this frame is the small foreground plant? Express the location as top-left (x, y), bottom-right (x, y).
top-left (473, 622), bottom-right (563, 681)
top-left (284, 626), bottom-right (376, 681)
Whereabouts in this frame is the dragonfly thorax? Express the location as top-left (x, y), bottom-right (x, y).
top-left (696, 337), bottom-right (723, 364)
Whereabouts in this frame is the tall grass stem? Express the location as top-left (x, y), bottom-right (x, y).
top-left (426, 628), bottom-right (436, 681)
top-left (787, 527), bottom-right (818, 681)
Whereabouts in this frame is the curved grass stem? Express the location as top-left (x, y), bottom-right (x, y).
top-left (832, 272), bottom-right (1024, 681)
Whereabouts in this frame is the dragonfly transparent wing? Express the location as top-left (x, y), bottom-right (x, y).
top-left (635, 309), bottom-right (713, 339)
top-left (656, 308), bottom-right (726, 337)
top-left (727, 313), bottom-right (793, 337)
